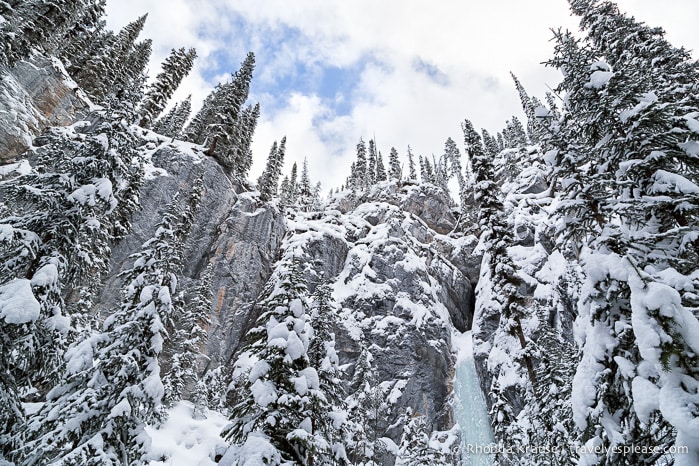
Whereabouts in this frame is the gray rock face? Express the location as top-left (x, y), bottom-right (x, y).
top-left (98, 145), bottom-right (286, 371)
top-left (0, 57), bottom-right (88, 162)
top-left (278, 185), bottom-right (474, 463)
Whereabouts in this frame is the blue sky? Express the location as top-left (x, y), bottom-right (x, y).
top-left (106, 0), bottom-right (699, 193)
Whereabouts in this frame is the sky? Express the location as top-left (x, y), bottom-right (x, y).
top-left (106, 0), bottom-right (699, 194)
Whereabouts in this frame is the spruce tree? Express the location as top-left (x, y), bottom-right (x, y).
top-left (547, 1), bottom-right (699, 461)
top-left (298, 158), bottom-right (313, 211)
top-left (18, 198), bottom-right (186, 465)
top-left (0, 111), bottom-right (143, 456)
top-left (152, 95), bottom-right (192, 139)
top-left (463, 119), bottom-right (535, 462)
top-left (367, 139), bottom-right (377, 186)
top-left (354, 139), bottom-right (368, 191)
top-left (258, 137), bottom-right (286, 202)
top-left (139, 47), bottom-right (197, 127)
top-left (388, 147), bottom-right (402, 181)
top-left (375, 150), bottom-right (387, 182)
top-left (223, 260), bottom-right (328, 464)
top-left (407, 146), bottom-right (417, 181)
top-left (307, 282), bottom-right (349, 465)
top-left (395, 409), bottom-right (449, 466)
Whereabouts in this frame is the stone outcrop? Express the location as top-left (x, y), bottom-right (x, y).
top-left (0, 56), bottom-right (88, 163)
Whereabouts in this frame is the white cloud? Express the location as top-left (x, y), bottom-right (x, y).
top-left (106, 0), bottom-right (699, 195)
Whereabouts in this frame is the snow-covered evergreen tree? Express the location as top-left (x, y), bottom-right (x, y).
top-left (258, 137), bottom-right (286, 202)
top-left (375, 150), bottom-right (387, 182)
top-left (395, 408), bottom-right (448, 466)
top-left (346, 345), bottom-right (387, 466)
top-left (152, 95), bottom-right (192, 139)
top-left (223, 260), bottom-right (330, 465)
top-left (546, 1), bottom-right (699, 461)
top-left (388, 147), bottom-right (402, 181)
top-left (406, 146), bottom-right (417, 181)
top-left (463, 119), bottom-right (535, 463)
top-left (18, 197), bottom-right (186, 465)
top-left (139, 47), bottom-right (197, 127)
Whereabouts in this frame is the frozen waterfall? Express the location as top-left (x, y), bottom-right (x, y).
top-left (453, 332), bottom-right (493, 466)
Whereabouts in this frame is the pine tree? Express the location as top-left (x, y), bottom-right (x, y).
top-left (139, 47), bottom-right (197, 127)
top-left (407, 146), bottom-right (417, 181)
top-left (258, 137), bottom-right (286, 202)
top-left (375, 150), bottom-right (387, 182)
top-left (388, 147), bottom-right (402, 181)
top-left (223, 260), bottom-right (328, 464)
top-left (18, 199), bottom-right (185, 465)
top-left (395, 409), bottom-right (449, 466)
top-left (152, 95), bottom-right (192, 139)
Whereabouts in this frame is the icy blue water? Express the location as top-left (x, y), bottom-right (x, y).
top-left (454, 335), bottom-right (494, 466)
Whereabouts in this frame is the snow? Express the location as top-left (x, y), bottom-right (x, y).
top-left (218, 434), bottom-right (286, 466)
top-left (30, 263), bottom-right (58, 288)
top-left (251, 379), bottom-right (277, 407)
top-left (587, 70), bottom-right (613, 89)
top-left (651, 169), bottom-right (699, 194)
top-left (683, 114), bottom-right (699, 134)
top-left (631, 376), bottom-right (660, 424)
top-left (387, 379), bottom-right (408, 404)
top-left (146, 401), bottom-right (229, 466)
top-left (0, 159), bottom-right (32, 176)
top-left (0, 278), bottom-right (40, 324)
top-left (619, 92), bottom-right (658, 122)
top-left (285, 331), bottom-right (306, 360)
top-left (679, 140), bottom-right (699, 157)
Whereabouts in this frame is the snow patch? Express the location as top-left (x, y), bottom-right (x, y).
top-left (0, 279), bottom-right (41, 324)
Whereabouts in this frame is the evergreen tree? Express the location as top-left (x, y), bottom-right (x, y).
top-left (0, 111), bottom-right (143, 456)
top-left (152, 95), bottom-right (192, 139)
top-left (258, 137), bottom-right (286, 202)
top-left (547, 0), bottom-right (699, 461)
top-left (97, 14), bottom-right (147, 102)
top-left (307, 282), bottom-right (348, 465)
top-left (511, 73), bottom-right (542, 144)
top-left (502, 116), bottom-right (528, 148)
top-left (462, 119), bottom-right (535, 462)
top-left (367, 139), bottom-right (377, 186)
top-left (354, 139), bottom-right (368, 191)
top-left (395, 409), bottom-right (448, 466)
top-left (223, 260), bottom-right (328, 464)
top-left (407, 146), bottom-right (417, 181)
top-left (0, 0), bottom-right (86, 66)
top-left (375, 150), bottom-right (387, 182)
top-left (139, 47), bottom-right (197, 127)
top-left (202, 53), bottom-right (256, 169)
top-left (388, 147), bottom-right (402, 181)
top-left (18, 199), bottom-right (185, 465)
top-left (298, 158), bottom-right (313, 211)
top-left (346, 345), bottom-right (386, 465)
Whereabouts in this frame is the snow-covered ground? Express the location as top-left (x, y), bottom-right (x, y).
top-left (146, 402), bottom-right (228, 466)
